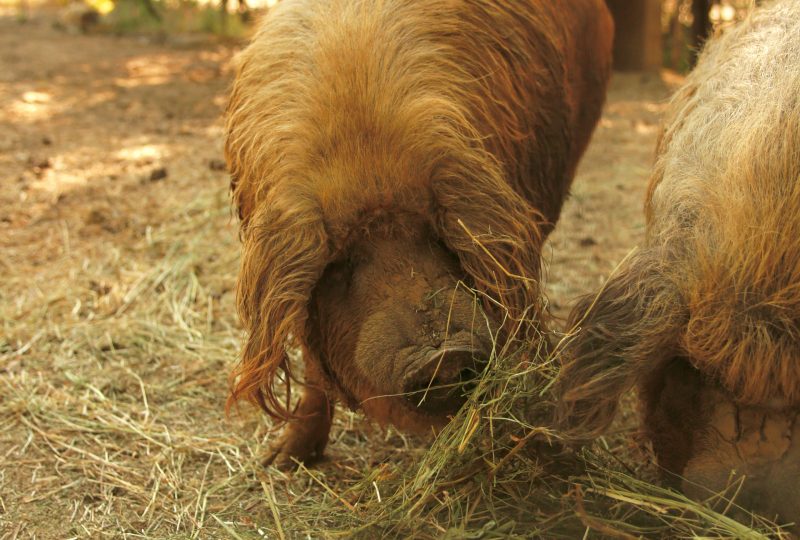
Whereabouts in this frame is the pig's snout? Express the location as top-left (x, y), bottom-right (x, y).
top-left (402, 347), bottom-right (488, 415)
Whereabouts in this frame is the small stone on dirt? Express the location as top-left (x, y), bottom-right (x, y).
top-left (149, 167), bottom-right (168, 182)
top-left (85, 208), bottom-right (108, 225)
top-left (579, 236), bottom-right (597, 247)
top-left (34, 157), bottom-right (51, 170)
top-left (208, 158), bottom-right (226, 171)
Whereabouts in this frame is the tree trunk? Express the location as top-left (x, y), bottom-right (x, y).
top-left (606, 0), bottom-right (663, 71)
top-left (690, 0), bottom-right (712, 65)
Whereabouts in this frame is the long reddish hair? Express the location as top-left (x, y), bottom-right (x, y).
top-left (225, 0), bottom-right (613, 419)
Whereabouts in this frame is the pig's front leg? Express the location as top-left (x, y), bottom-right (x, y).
top-left (263, 359), bottom-right (334, 470)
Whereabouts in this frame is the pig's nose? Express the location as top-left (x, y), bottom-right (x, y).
top-left (402, 347), bottom-right (487, 415)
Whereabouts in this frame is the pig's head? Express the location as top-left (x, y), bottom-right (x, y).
top-left (557, 248), bottom-right (800, 528)
top-left (307, 220), bottom-right (493, 431)
top-left (226, 174), bottom-right (546, 433)
top-left (225, 102), bottom-right (548, 432)
top-left (640, 357), bottom-right (800, 527)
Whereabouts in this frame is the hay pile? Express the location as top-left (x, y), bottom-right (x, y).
top-left (1, 186), bottom-right (785, 537)
top-left (241, 324), bottom-right (787, 539)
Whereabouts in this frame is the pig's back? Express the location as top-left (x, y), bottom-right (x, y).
top-left (226, 0), bottom-right (612, 235)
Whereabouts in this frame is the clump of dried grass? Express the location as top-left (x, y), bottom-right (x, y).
top-left (1, 187), bottom-right (262, 537)
top-left (255, 317), bottom-right (789, 539)
top-left (0, 148), bottom-right (789, 540)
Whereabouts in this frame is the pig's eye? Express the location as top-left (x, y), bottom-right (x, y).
top-left (325, 258), bottom-right (356, 289)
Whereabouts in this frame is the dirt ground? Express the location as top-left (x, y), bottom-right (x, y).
top-left (0, 9), bottom-right (683, 539)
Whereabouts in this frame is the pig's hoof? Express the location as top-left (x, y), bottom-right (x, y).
top-left (262, 424), bottom-right (329, 471)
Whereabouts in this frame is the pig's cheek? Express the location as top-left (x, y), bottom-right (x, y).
top-left (353, 311), bottom-right (410, 394)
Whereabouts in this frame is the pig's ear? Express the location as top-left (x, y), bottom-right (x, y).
top-left (556, 249), bottom-right (685, 439)
top-left (433, 159), bottom-right (547, 338)
top-left (227, 187), bottom-right (330, 420)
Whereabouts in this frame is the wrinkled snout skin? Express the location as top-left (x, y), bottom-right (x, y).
top-left (641, 359), bottom-right (800, 528)
top-left (310, 222), bottom-right (493, 433)
top-left (682, 398), bottom-right (800, 525)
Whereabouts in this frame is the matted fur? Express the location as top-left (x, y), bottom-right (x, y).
top-left (559, 0), bottom-right (800, 436)
top-left (224, 0), bottom-right (613, 419)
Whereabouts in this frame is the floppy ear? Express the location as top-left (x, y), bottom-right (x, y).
top-left (227, 187), bottom-right (330, 420)
top-left (556, 249), bottom-right (686, 439)
top-left (433, 158), bottom-right (547, 339)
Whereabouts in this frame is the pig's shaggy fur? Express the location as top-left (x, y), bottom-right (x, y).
top-left (225, 0), bottom-right (613, 419)
top-left (559, 0), bottom-right (800, 435)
